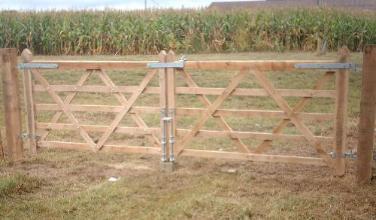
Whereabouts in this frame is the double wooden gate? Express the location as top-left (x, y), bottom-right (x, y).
top-left (14, 48), bottom-right (352, 174)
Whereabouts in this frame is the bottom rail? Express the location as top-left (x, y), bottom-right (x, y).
top-left (38, 141), bottom-right (326, 166)
top-left (180, 149), bottom-right (327, 166)
top-left (38, 141), bottom-right (161, 154)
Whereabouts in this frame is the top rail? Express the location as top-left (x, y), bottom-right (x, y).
top-left (30, 60), bottom-right (338, 71)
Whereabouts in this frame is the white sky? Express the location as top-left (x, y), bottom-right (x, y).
top-left (0, 0), bottom-right (263, 10)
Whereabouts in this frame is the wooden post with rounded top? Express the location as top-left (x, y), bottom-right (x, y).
top-left (166, 50), bottom-right (176, 162)
top-left (0, 48), bottom-right (23, 161)
top-left (21, 49), bottom-right (37, 154)
top-left (158, 50), bottom-right (169, 162)
top-left (357, 45), bottom-right (376, 185)
top-left (334, 46), bottom-right (350, 176)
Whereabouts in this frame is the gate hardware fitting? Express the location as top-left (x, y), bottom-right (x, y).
top-left (147, 56), bottom-right (186, 69)
top-left (20, 133), bottom-right (39, 140)
top-left (160, 110), bottom-right (176, 162)
top-left (295, 63), bottom-right (357, 71)
top-left (329, 150), bottom-right (376, 160)
top-left (329, 150), bottom-right (357, 159)
top-left (168, 109), bottom-right (176, 162)
top-left (18, 63), bottom-right (59, 70)
top-left (151, 56), bottom-right (185, 162)
top-left (160, 109), bottom-right (169, 162)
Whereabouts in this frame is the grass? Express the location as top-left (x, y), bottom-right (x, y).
top-left (0, 51), bottom-right (375, 219)
top-left (0, 173), bottom-right (43, 198)
top-left (0, 149), bottom-right (375, 219)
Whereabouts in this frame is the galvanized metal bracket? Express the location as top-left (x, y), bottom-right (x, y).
top-left (20, 133), bottom-right (39, 140)
top-left (295, 63), bottom-right (357, 71)
top-left (328, 150), bottom-right (376, 160)
top-left (162, 117), bottom-right (172, 122)
top-left (329, 151), bottom-right (357, 159)
top-left (147, 56), bottom-right (186, 69)
top-left (18, 63), bottom-right (59, 70)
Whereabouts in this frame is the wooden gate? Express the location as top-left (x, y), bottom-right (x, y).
top-left (7, 48), bottom-right (352, 175)
top-left (161, 48), bottom-right (350, 176)
top-left (21, 49), bottom-right (162, 155)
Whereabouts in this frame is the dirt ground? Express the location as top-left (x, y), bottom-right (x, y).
top-left (1, 148), bottom-right (375, 220)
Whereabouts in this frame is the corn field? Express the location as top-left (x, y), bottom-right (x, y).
top-left (0, 8), bottom-right (375, 55)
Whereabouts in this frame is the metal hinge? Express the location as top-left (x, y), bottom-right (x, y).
top-left (18, 63), bottom-right (59, 70)
top-left (147, 56), bottom-right (186, 69)
top-left (295, 63), bottom-right (358, 71)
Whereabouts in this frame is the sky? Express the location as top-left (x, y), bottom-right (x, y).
top-left (0, 0), bottom-right (262, 10)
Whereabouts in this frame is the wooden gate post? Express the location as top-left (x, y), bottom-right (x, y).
top-left (334, 46), bottom-right (350, 176)
top-left (166, 50), bottom-right (177, 162)
top-left (21, 49), bottom-right (37, 154)
top-left (0, 48), bottom-right (23, 161)
top-left (158, 50), bottom-right (169, 162)
top-left (357, 45), bottom-right (376, 184)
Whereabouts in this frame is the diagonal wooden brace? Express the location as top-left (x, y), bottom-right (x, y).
top-left (252, 71), bottom-right (330, 160)
top-left (180, 69), bottom-right (250, 153)
top-left (253, 71), bottom-right (334, 153)
top-left (40, 70), bottom-right (92, 141)
top-left (96, 69), bottom-right (160, 148)
top-left (31, 70), bottom-right (97, 149)
top-left (175, 69), bottom-right (247, 155)
top-left (96, 70), bottom-right (157, 150)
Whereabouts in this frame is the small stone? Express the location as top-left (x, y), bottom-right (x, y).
top-left (108, 176), bottom-right (120, 182)
top-left (227, 169), bottom-right (237, 174)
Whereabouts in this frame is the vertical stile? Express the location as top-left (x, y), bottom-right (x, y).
top-left (357, 45), bottom-right (376, 184)
top-left (0, 48), bottom-right (23, 161)
top-left (166, 50), bottom-right (177, 161)
top-left (334, 46), bottom-right (350, 176)
top-left (158, 51), bottom-right (168, 161)
top-left (21, 49), bottom-right (37, 154)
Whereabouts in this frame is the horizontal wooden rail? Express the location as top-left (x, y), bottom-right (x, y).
top-left (38, 141), bottom-right (161, 154)
top-left (34, 85), bottom-right (336, 98)
top-left (180, 149), bottom-right (326, 166)
top-left (36, 122), bottom-right (333, 142)
top-left (35, 104), bottom-right (334, 121)
top-left (37, 141), bottom-right (325, 166)
top-left (32, 60), bottom-right (337, 71)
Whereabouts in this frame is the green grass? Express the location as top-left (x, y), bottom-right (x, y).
top-left (0, 148), bottom-right (375, 219)
top-left (0, 173), bottom-right (43, 198)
